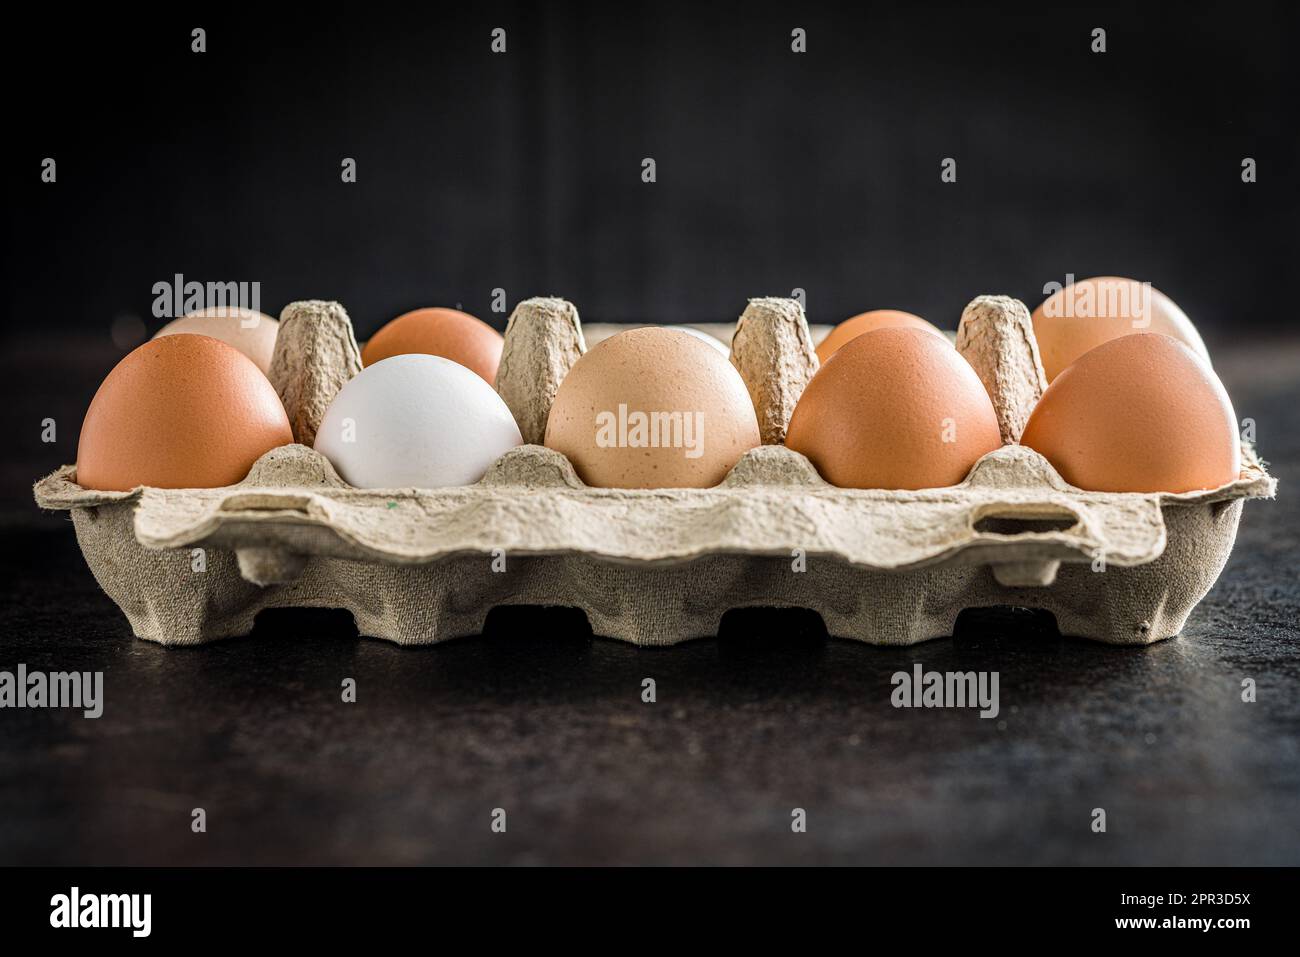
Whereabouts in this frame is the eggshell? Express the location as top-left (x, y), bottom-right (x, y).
top-left (1020, 333), bottom-right (1240, 493)
top-left (1031, 276), bottom-right (1210, 382)
top-left (660, 325), bottom-right (730, 355)
top-left (544, 327), bottom-right (761, 488)
top-left (76, 334), bottom-right (294, 491)
top-left (815, 309), bottom-right (946, 364)
top-left (314, 354), bottom-right (522, 488)
top-left (786, 327), bottom-right (1003, 490)
top-left (154, 308), bottom-right (280, 375)
top-left (361, 307), bottom-right (504, 383)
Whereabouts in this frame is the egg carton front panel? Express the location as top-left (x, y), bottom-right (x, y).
top-left (53, 513), bottom-right (1240, 647)
top-left (97, 445), bottom-right (1250, 645)
top-left (39, 447), bottom-right (1253, 648)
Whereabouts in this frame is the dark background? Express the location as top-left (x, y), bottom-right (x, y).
top-left (1, 4), bottom-right (1297, 867)
top-left (3, 3), bottom-right (1295, 341)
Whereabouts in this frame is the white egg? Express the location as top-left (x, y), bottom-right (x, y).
top-left (315, 354), bottom-right (522, 488)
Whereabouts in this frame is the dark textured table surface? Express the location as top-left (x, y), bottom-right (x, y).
top-left (1, 337), bottom-right (1296, 866)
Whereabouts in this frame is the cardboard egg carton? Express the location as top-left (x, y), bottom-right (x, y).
top-left (34, 295), bottom-right (1275, 647)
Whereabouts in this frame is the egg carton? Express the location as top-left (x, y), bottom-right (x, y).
top-left (34, 295), bottom-right (1275, 647)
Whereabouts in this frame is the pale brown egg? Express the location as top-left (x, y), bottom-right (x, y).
top-left (815, 309), bottom-right (946, 364)
top-left (362, 307), bottom-right (504, 383)
top-left (544, 327), bottom-right (760, 488)
top-left (153, 307), bottom-right (280, 375)
top-left (76, 334), bottom-right (294, 491)
top-left (1020, 333), bottom-right (1240, 493)
top-left (1031, 276), bottom-right (1210, 382)
top-left (786, 327), bottom-right (1002, 489)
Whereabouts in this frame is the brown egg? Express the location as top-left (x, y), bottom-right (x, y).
top-left (1020, 333), bottom-right (1239, 493)
top-left (362, 307), bottom-right (504, 383)
top-left (786, 327), bottom-right (1002, 490)
top-left (1031, 276), bottom-right (1210, 382)
top-left (544, 327), bottom-right (760, 488)
top-left (76, 334), bottom-right (294, 491)
top-left (815, 309), bottom-right (946, 364)
top-left (154, 307), bottom-right (280, 375)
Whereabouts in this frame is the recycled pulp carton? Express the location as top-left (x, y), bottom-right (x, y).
top-left (33, 295), bottom-right (1276, 647)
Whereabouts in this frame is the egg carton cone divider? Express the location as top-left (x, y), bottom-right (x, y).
top-left (34, 295), bottom-right (1274, 646)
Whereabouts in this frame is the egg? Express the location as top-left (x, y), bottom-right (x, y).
top-left (1031, 276), bottom-right (1210, 382)
top-left (314, 354), bottom-right (522, 488)
top-left (153, 307), bottom-right (280, 375)
top-left (361, 307), bottom-right (504, 384)
top-left (815, 309), bottom-right (946, 364)
top-left (544, 327), bottom-right (760, 488)
top-left (660, 325), bottom-right (730, 355)
top-left (76, 334), bottom-right (293, 491)
top-left (1020, 333), bottom-right (1239, 493)
top-left (786, 327), bottom-right (1002, 490)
